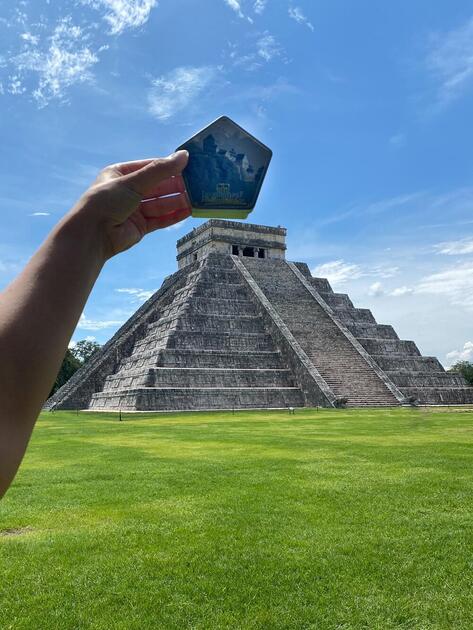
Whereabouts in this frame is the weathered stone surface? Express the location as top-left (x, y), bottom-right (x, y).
top-left (46, 220), bottom-right (473, 410)
top-left (90, 386), bottom-right (304, 411)
top-left (176, 220), bottom-right (286, 268)
top-left (44, 262), bottom-right (199, 410)
top-left (241, 258), bottom-right (402, 406)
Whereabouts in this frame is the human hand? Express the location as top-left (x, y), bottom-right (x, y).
top-left (76, 150), bottom-right (191, 259)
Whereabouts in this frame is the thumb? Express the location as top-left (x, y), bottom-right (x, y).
top-left (121, 150), bottom-right (189, 196)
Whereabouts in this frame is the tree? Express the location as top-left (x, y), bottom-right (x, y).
top-left (49, 349), bottom-right (81, 397)
top-left (71, 339), bottom-right (101, 364)
top-left (448, 361), bottom-right (473, 386)
top-left (49, 340), bottom-right (102, 398)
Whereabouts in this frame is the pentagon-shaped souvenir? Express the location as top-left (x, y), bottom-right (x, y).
top-left (177, 116), bottom-right (272, 219)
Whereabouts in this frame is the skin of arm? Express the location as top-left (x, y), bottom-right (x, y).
top-left (0, 150), bottom-right (190, 498)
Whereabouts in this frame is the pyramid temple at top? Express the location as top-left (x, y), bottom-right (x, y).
top-left (47, 220), bottom-right (473, 411)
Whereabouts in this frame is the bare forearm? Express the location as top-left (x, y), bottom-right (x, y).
top-left (0, 208), bottom-right (105, 495)
top-left (0, 150), bottom-right (189, 498)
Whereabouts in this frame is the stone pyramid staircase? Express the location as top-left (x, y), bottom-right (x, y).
top-left (239, 258), bottom-right (402, 407)
top-left (88, 254), bottom-right (305, 411)
top-left (291, 263), bottom-right (473, 406)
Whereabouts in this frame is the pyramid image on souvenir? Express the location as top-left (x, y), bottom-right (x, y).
top-left (46, 221), bottom-right (473, 411)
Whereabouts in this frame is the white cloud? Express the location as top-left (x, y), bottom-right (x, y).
top-left (20, 32), bottom-right (39, 45)
top-left (365, 282), bottom-right (416, 299)
top-left (370, 265), bottom-right (399, 279)
top-left (224, 0), bottom-right (245, 19)
top-left (254, 0), bottom-right (267, 14)
top-left (288, 6), bottom-right (314, 31)
top-left (417, 262), bottom-right (473, 310)
top-left (29, 212), bottom-right (51, 216)
top-left (390, 286), bottom-right (414, 297)
top-left (3, 2), bottom-right (156, 105)
top-left (426, 16), bottom-right (473, 105)
top-left (312, 260), bottom-right (363, 286)
top-left (360, 260), bottom-right (473, 307)
top-left (11, 17), bottom-right (99, 106)
top-left (312, 260), bottom-right (399, 288)
top-left (257, 34), bottom-right (282, 62)
top-left (231, 34), bottom-right (284, 71)
top-left (116, 287), bottom-right (155, 302)
top-left (7, 76), bottom-right (26, 95)
top-left (84, 0), bottom-right (158, 35)
top-left (368, 282), bottom-right (384, 297)
top-left (148, 66), bottom-right (217, 121)
top-left (446, 341), bottom-right (473, 364)
top-left (78, 313), bottom-right (125, 330)
top-left (434, 237), bottom-right (473, 255)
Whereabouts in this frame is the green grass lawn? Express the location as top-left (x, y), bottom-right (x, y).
top-left (1, 407), bottom-right (473, 629)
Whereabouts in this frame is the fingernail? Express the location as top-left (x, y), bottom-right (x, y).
top-left (168, 150), bottom-right (188, 160)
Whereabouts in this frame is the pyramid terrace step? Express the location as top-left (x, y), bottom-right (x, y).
top-left (358, 338), bottom-right (421, 356)
top-left (160, 296), bottom-right (258, 317)
top-left (132, 331), bottom-right (275, 353)
top-left (387, 371), bottom-right (467, 388)
top-left (201, 254), bottom-right (236, 269)
top-left (401, 387), bottom-right (473, 405)
top-left (318, 292), bottom-right (354, 309)
top-left (330, 308), bottom-right (377, 324)
top-left (345, 323), bottom-right (399, 340)
top-left (309, 277), bottom-right (332, 293)
top-left (187, 268), bottom-right (242, 284)
top-left (371, 355), bottom-right (444, 373)
top-left (147, 313), bottom-right (264, 335)
top-left (120, 349), bottom-right (286, 370)
top-left (90, 386), bottom-right (305, 411)
top-left (103, 367), bottom-right (296, 390)
top-left (176, 282), bottom-right (248, 300)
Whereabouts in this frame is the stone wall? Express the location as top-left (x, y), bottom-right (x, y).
top-left (177, 220), bottom-right (287, 268)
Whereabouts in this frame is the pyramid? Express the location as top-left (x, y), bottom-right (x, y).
top-left (46, 220), bottom-right (473, 411)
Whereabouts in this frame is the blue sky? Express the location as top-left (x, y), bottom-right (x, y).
top-left (1, 0), bottom-right (472, 366)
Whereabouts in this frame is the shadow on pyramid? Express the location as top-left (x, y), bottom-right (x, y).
top-left (46, 221), bottom-right (473, 411)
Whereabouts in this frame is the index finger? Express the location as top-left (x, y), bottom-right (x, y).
top-left (143, 175), bottom-right (186, 200)
top-left (111, 158), bottom-right (155, 175)
top-left (121, 151), bottom-right (189, 196)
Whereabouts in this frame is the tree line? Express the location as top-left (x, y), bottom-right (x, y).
top-left (49, 339), bottom-right (101, 397)
top-left (448, 361), bottom-right (473, 386)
